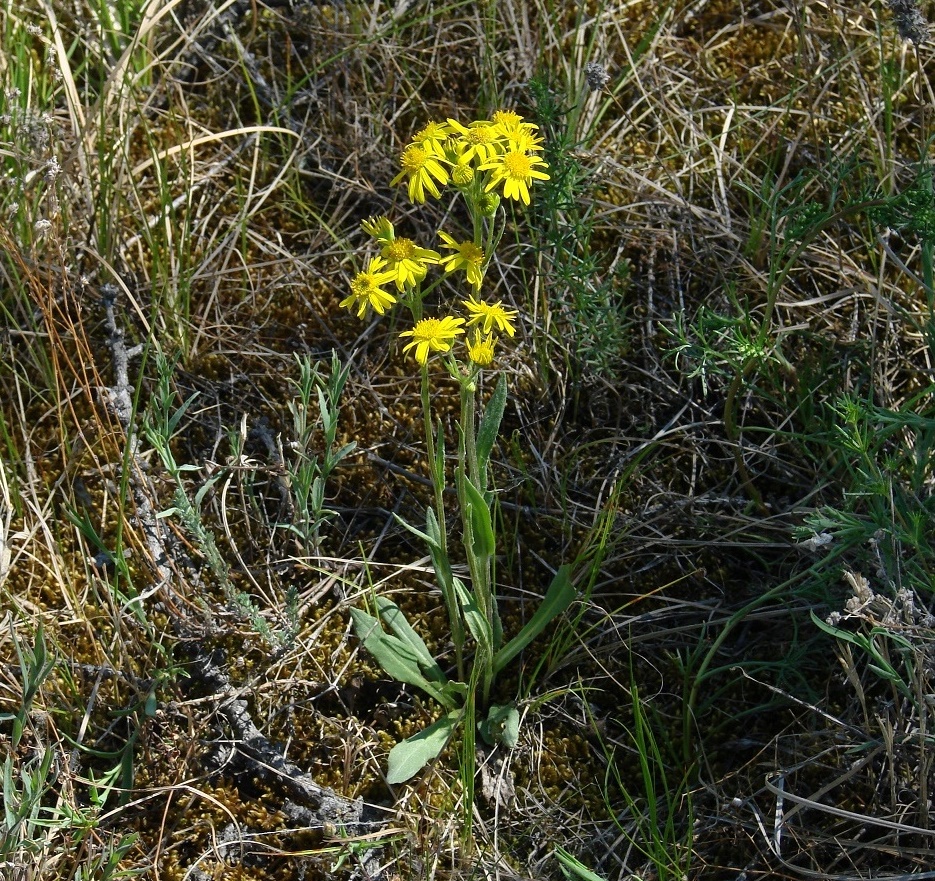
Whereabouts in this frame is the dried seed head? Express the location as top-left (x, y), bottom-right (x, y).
top-left (888, 0), bottom-right (929, 44)
top-left (584, 61), bottom-right (611, 92)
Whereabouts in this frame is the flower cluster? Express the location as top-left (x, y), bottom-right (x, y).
top-left (341, 111), bottom-right (548, 370)
top-left (391, 111), bottom-right (549, 206)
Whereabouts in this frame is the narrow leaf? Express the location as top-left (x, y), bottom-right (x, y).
top-left (493, 565), bottom-right (576, 675)
top-left (555, 847), bottom-right (609, 881)
top-left (453, 576), bottom-right (492, 655)
top-left (426, 509), bottom-right (454, 589)
top-left (393, 512), bottom-right (440, 551)
top-left (331, 441), bottom-right (357, 464)
top-left (463, 478), bottom-right (495, 558)
top-left (386, 711), bottom-right (459, 784)
top-left (476, 374), bottom-right (507, 465)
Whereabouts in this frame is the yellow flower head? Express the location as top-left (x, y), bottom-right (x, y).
top-left (412, 120), bottom-right (453, 153)
top-left (463, 295), bottom-right (518, 337)
top-left (340, 256), bottom-right (398, 319)
top-left (448, 118), bottom-right (502, 164)
top-left (391, 143), bottom-right (450, 203)
top-left (361, 215), bottom-right (395, 245)
top-left (504, 127), bottom-right (545, 154)
top-left (466, 330), bottom-right (497, 367)
top-left (400, 316), bottom-right (465, 365)
top-left (381, 237), bottom-right (441, 291)
top-left (480, 149), bottom-right (550, 205)
top-left (438, 232), bottom-right (485, 290)
top-left (492, 109), bottom-right (539, 138)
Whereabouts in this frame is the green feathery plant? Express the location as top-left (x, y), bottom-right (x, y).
top-left (0, 622), bottom-right (138, 880)
top-left (341, 112), bottom-right (576, 790)
top-left (143, 351), bottom-right (278, 645)
top-left (527, 73), bottom-right (631, 384)
top-left (792, 160), bottom-right (935, 600)
top-left (282, 351), bottom-right (356, 555)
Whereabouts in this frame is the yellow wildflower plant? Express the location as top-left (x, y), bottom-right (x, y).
top-left (463, 294), bottom-right (518, 337)
top-left (391, 142), bottom-right (450, 203)
top-left (466, 330), bottom-right (497, 367)
top-left (381, 237), bottom-right (441, 291)
top-left (438, 232), bottom-right (485, 289)
top-left (400, 315), bottom-right (465, 365)
top-left (480, 148), bottom-right (551, 205)
top-left (491, 109), bottom-right (538, 135)
top-left (340, 256), bottom-right (398, 318)
top-left (348, 110), bottom-right (574, 791)
top-left (502, 126), bottom-right (545, 155)
top-left (491, 112), bottom-right (544, 154)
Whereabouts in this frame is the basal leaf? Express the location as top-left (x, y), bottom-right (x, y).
top-left (376, 596), bottom-right (447, 684)
top-left (386, 711), bottom-right (460, 784)
top-left (479, 703), bottom-right (520, 747)
top-left (350, 607), bottom-right (455, 708)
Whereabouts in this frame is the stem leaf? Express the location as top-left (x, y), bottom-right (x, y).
top-left (463, 477), bottom-right (496, 559)
top-left (453, 576), bottom-right (492, 655)
top-left (393, 513), bottom-right (439, 552)
top-left (476, 374), bottom-right (507, 466)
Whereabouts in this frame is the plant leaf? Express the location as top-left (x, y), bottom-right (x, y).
top-left (453, 576), bottom-right (492, 655)
top-left (554, 847), bottom-right (608, 881)
top-left (375, 596), bottom-right (447, 684)
top-left (349, 607), bottom-right (455, 709)
top-left (386, 711), bottom-right (460, 784)
top-left (425, 508), bottom-right (455, 589)
top-left (476, 374), bottom-right (507, 466)
top-left (394, 512), bottom-right (440, 552)
top-left (331, 441), bottom-right (357, 464)
top-left (463, 478), bottom-right (495, 559)
top-left (479, 703), bottom-right (520, 747)
top-left (493, 564), bottom-right (576, 675)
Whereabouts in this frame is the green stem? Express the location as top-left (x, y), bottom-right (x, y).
top-left (461, 378), bottom-right (480, 489)
top-left (421, 366), bottom-right (464, 679)
top-left (458, 376), bottom-right (496, 704)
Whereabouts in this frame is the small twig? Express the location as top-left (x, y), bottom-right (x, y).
top-left (193, 651), bottom-right (384, 829)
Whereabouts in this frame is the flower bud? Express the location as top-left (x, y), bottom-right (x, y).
top-left (477, 193), bottom-right (500, 216)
